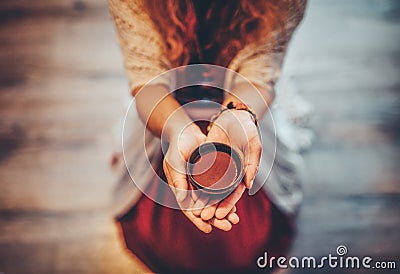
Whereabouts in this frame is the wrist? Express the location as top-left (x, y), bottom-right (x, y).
top-left (216, 109), bottom-right (255, 130)
top-left (207, 101), bottom-right (258, 133)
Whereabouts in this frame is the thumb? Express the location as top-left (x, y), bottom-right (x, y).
top-left (165, 162), bottom-right (189, 202)
top-left (244, 137), bottom-right (262, 188)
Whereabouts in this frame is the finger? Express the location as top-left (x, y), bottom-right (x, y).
top-left (227, 205), bottom-right (237, 215)
top-left (167, 166), bottom-right (212, 233)
top-left (244, 136), bottom-right (262, 188)
top-left (192, 194), bottom-right (209, 216)
top-left (209, 218), bottom-right (232, 232)
top-left (163, 160), bottom-right (173, 187)
top-left (165, 162), bottom-right (188, 202)
top-left (215, 183), bottom-right (245, 219)
top-left (183, 210), bottom-right (212, 233)
top-left (190, 185), bottom-right (201, 200)
top-left (164, 162), bottom-right (197, 211)
top-left (226, 212), bottom-right (240, 225)
top-left (201, 202), bottom-right (218, 221)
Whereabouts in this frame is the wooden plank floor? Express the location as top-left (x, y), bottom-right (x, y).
top-left (0, 0), bottom-right (399, 273)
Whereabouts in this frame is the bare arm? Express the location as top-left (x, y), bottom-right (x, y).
top-left (133, 84), bottom-right (192, 141)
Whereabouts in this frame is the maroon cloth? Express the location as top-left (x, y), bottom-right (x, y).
top-left (117, 172), bottom-right (295, 273)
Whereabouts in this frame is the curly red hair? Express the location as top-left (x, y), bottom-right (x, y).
top-left (140, 0), bottom-right (284, 67)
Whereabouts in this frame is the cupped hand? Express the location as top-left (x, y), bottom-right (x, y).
top-left (198, 109), bottom-right (262, 221)
top-left (163, 122), bottom-right (240, 233)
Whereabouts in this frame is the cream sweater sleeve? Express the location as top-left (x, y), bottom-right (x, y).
top-left (226, 0), bottom-right (307, 97)
top-left (108, 0), bottom-right (172, 92)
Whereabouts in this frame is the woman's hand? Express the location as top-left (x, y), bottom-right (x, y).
top-left (197, 109), bottom-right (262, 221)
top-left (163, 122), bottom-right (240, 233)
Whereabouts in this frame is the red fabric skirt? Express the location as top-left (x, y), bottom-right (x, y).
top-left (117, 170), bottom-right (296, 273)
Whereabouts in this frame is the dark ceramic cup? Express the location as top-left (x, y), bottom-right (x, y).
top-left (187, 142), bottom-right (244, 196)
